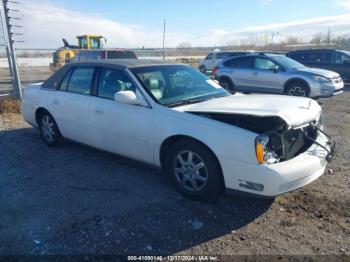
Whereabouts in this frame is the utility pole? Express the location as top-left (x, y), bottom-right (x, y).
top-left (2, 0), bottom-right (22, 99)
top-left (162, 19), bottom-right (166, 61)
top-left (270, 31), bottom-right (279, 51)
top-left (0, 8), bottom-right (13, 79)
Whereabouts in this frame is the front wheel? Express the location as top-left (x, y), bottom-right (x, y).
top-left (219, 77), bottom-right (236, 93)
top-left (39, 112), bottom-right (62, 147)
top-left (166, 139), bottom-right (224, 202)
top-left (285, 83), bottom-right (309, 97)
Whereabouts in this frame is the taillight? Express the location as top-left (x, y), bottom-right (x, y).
top-left (213, 66), bottom-right (218, 74)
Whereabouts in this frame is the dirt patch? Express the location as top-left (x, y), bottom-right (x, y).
top-left (0, 97), bottom-right (21, 114)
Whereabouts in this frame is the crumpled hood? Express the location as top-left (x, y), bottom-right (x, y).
top-left (175, 94), bottom-right (322, 128)
top-left (296, 67), bottom-right (340, 78)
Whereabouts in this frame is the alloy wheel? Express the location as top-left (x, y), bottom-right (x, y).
top-left (288, 86), bottom-right (307, 97)
top-left (173, 150), bottom-right (208, 192)
top-left (41, 115), bottom-right (55, 143)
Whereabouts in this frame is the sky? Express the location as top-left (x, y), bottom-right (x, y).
top-left (2, 0), bottom-right (350, 48)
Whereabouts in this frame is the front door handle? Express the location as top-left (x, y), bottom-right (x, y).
top-left (52, 99), bottom-right (59, 105)
top-left (95, 107), bottom-right (104, 115)
top-left (253, 71), bottom-right (258, 76)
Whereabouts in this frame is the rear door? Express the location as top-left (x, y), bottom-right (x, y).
top-left (222, 56), bottom-right (255, 91)
top-left (49, 66), bottom-right (95, 145)
top-left (302, 51), bottom-right (332, 70)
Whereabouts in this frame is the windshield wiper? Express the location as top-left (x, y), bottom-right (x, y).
top-left (167, 98), bottom-right (208, 108)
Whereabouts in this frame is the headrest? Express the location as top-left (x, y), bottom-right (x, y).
top-left (146, 78), bottom-right (159, 90)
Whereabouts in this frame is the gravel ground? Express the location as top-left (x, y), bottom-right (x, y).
top-left (0, 84), bottom-right (349, 256)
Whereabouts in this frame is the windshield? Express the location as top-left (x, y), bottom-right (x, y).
top-left (131, 65), bottom-right (230, 107)
top-left (269, 55), bottom-right (306, 69)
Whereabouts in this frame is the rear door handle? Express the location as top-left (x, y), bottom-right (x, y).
top-left (253, 71), bottom-right (258, 76)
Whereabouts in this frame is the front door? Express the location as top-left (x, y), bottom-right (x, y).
top-left (251, 57), bottom-right (284, 93)
top-left (90, 67), bottom-right (154, 164)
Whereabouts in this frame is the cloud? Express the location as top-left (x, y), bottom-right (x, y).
top-left (337, 0), bottom-right (350, 9)
top-left (17, 2), bottom-right (187, 49)
top-left (261, 0), bottom-right (273, 6)
top-left (189, 13), bottom-right (350, 46)
top-left (11, 1), bottom-right (350, 48)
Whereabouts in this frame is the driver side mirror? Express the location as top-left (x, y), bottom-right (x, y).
top-left (114, 91), bottom-right (148, 107)
top-left (270, 65), bottom-right (280, 73)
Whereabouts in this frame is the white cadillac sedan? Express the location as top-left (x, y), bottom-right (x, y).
top-left (22, 60), bottom-right (335, 202)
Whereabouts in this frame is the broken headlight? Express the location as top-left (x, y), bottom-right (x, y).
top-left (317, 112), bottom-right (325, 130)
top-left (255, 134), bottom-right (282, 165)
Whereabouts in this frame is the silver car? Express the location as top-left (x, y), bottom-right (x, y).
top-left (214, 53), bottom-right (344, 98)
top-left (199, 51), bottom-right (249, 74)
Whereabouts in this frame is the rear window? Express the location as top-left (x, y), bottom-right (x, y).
top-left (216, 52), bottom-right (230, 59)
top-left (66, 67), bottom-right (95, 95)
top-left (205, 53), bottom-right (213, 60)
top-left (107, 51), bottom-right (137, 59)
top-left (78, 51), bottom-right (105, 60)
top-left (223, 56), bottom-right (254, 68)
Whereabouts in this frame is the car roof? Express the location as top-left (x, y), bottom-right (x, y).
top-left (287, 49), bottom-right (337, 53)
top-left (42, 59), bottom-right (184, 90)
top-left (70, 59), bottom-right (179, 69)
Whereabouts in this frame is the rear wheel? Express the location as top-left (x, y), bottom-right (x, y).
top-left (219, 77), bottom-right (235, 93)
top-left (166, 139), bottom-right (224, 202)
top-left (199, 66), bottom-right (207, 74)
top-left (285, 82), bottom-right (309, 97)
top-left (38, 112), bottom-right (62, 147)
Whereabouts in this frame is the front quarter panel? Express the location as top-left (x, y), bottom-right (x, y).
top-left (152, 104), bottom-right (258, 168)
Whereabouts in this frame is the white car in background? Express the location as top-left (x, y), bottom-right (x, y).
top-left (22, 60), bottom-right (335, 202)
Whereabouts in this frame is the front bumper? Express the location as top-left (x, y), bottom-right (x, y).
top-left (310, 80), bottom-right (344, 98)
top-left (220, 130), bottom-right (334, 197)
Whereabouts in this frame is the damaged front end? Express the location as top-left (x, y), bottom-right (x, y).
top-left (190, 112), bottom-right (335, 164)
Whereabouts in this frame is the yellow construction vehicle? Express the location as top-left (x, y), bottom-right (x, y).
top-left (49, 34), bottom-right (105, 71)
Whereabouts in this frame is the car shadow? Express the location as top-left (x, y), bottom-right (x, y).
top-left (0, 127), bottom-right (273, 255)
top-left (344, 83), bottom-right (350, 92)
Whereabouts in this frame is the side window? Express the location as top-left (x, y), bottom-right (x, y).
top-left (308, 52), bottom-right (331, 63)
top-left (333, 52), bottom-right (350, 64)
top-left (67, 67), bottom-right (95, 95)
top-left (254, 58), bottom-right (277, 70)
top-left (97, 68), bottom-right (137, 100)
top-left (289, 53), bottom-right (306, 61)
top-left (223, 57), bottom-right (254, 68)
top-left (59, 68), bottom-right (73, 91)
top-left (216, 53), bottom-right (228, 59)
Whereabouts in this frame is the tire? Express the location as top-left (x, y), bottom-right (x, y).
top-left (38, 111), bottom-right (62, 147)
top-left (199, 66), bottom-right (207, 74)
top-left (165, 139), bottom-right (224, 202)
top-left (219, 77), bottom-right (236, 93)
top-left (285, 82), bottom-right (309, 97)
